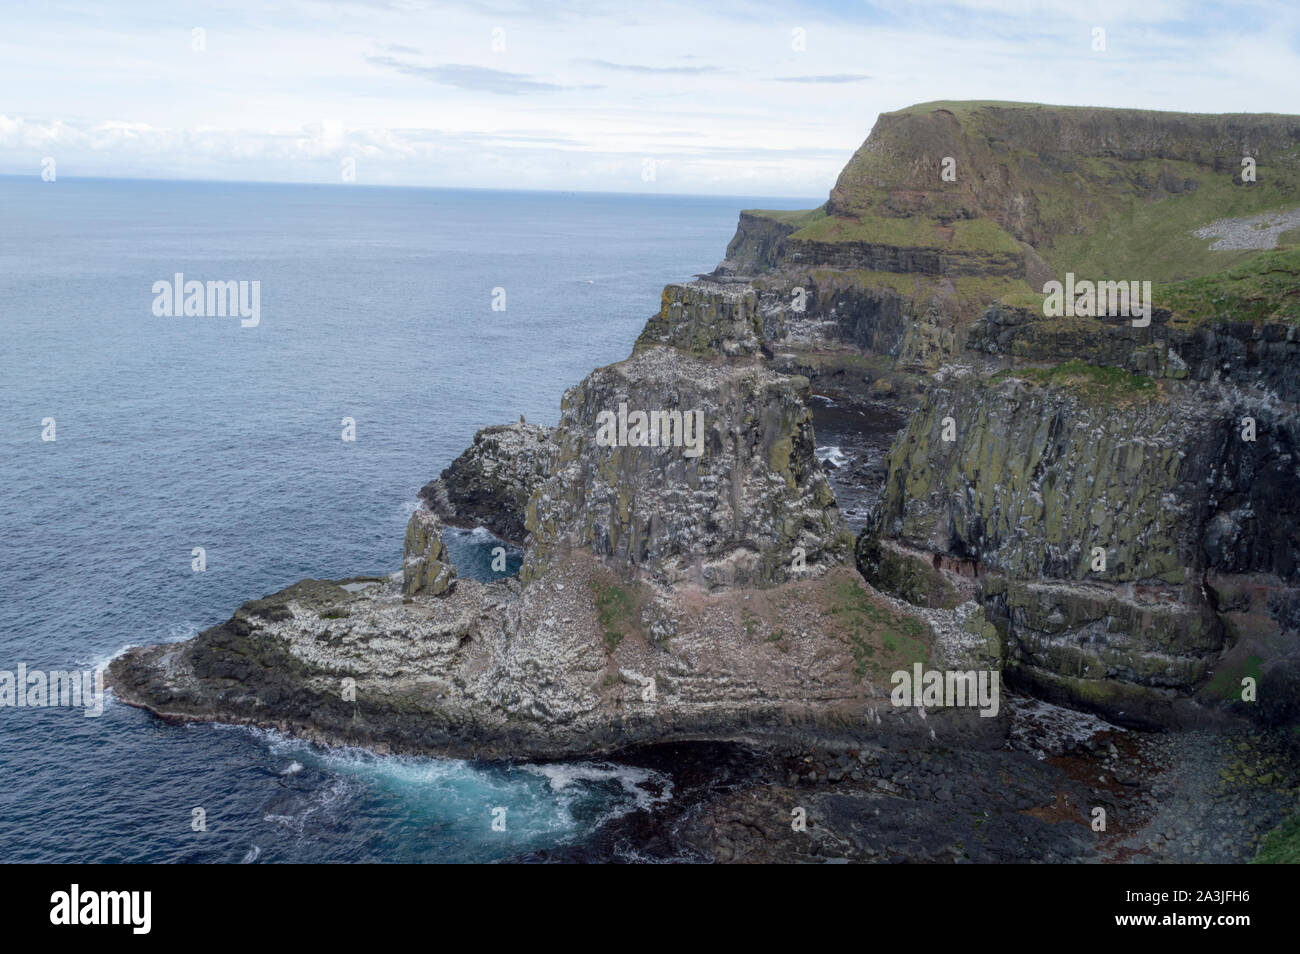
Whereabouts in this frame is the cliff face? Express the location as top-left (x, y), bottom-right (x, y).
top-left (419, 422), bottom-right (555, 544)
top-left (717, 100), bottom-right (1300, 377)
top-left (110, 100), bottom-right (1300, 762)
top-left (831, 104), bottom-right (1300, 729)
top-left (524, 346), bottom-right (846, 588)
top-left (857, 349), bottom-right (1299, 726)
top-left (402, 508), bottom-right (456, 597)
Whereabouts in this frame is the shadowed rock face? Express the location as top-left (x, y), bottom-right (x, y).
top-left (969, 305), bottom-right (1300, 403)
top-left (855, 337), bottom-right (1300, 727)
top-left (402, 509), bottom-right (455, 597)
top-left (718, 212), bottom-right (799, 276)
top-left (418, 422), bottom-right (555, 543)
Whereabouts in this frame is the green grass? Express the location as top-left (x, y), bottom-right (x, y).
top-left (1203, 654), bottom-right (1264, 702)
top-left (790, 212), bottom-right (1022, 254)
top-left (996, 288), bottom-right (1050, 310)
top-left (1155, 248), bottom-right (1300, 325)
top-left (826, 580), bottom-right (928, 680)
top-left (592, 579), bottom-right (638, 651)
top-left (826, 101), bottom-right (1300, 284)
top-left (991, 360), bottom-right (1157, 401)
top-left (1253, 815), bottom-right (1300, 863)
top-left (743, 206), bottom-right (826, 229)
top-left (1042, 158), bottom-right (1300, 283)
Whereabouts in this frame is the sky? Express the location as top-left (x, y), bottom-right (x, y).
top-left (2, 0), bottom-right (1298, 197)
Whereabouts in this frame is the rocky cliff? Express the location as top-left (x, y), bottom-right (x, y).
top-left (419, 422), bottom-right (554, 543)
top-left (111, 100), bottom-right (1300, 772)
top-left (828, 104), bottom-right (1300, 730)
top-left (717, 101), bottom-right (1300, 384)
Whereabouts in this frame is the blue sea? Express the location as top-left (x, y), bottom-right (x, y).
top-left (0, 177), bottom-right (815, 862)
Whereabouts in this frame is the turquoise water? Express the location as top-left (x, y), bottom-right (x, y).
top-left (0, 176), bottom-right (812, 862)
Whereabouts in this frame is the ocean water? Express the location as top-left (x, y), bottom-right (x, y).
top-left (0, 177), bottom-right (815, 862)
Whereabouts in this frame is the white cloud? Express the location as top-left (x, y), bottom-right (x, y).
top-left (0, 0), bottom-right (1296, 195)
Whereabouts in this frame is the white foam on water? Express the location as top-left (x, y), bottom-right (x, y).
top-left (88, 620), bottom-right (199, 671)
top-left (815, 445), bottom-right (849, 468)
top-left (282, 761), bottom-right (303, 775)
top-left (212, 725), bottom-right (670, 846)
top-left (521, 760), bottom-right (674, 829)
top-left (241, 845), bottom-right (261, 864)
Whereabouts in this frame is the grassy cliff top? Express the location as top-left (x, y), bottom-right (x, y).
top-left (815, 100), bottom-right (1300, 281)
top-left (991, 359), bottom-right (1159, 403)
top-left (889, 100), bottom-right (1300, 124)
top-left (1156, 247), bottom-right (1300, 325)
top-left (739, 102), bottom-right (1300, 324)
top-left (740, 206), bottom-right (826, 228)
top-left (739, 203), bottom-right (1022, 254)
top-left (790, 210), bottom-right (1023, 253)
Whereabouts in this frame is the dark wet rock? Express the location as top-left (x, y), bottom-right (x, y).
top-left (419, 422), bottom-right (555, 544)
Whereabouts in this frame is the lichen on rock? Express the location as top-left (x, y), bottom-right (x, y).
top-left (402, 508), bottom-right (456, 597)
top-left (524, 345), bottom-right (849, 588)
top-left (419, 421), bottom-right (554, 543)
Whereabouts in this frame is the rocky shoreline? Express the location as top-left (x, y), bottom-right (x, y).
top-left (111, 100), bottom-right (1300, 862)
top-left (523, 697), bottom-right (1300, 863)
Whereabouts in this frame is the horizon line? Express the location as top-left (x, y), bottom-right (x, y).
top-left (0, 171), bottom-right (827, 204)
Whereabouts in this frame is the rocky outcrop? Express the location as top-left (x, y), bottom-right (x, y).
top-left (714, 211), bottom-right (800, 276)
top-left (969, 305), bottom-right (1300, 403)
top-left (418, 422), bottom-right (554, 543)
top-left (109, 141), bottom-right (951, 759)
top-left (635, 281), bottom-right (763, 357)
top-left (525, 346), bottom-right (848, 588)
top-left (110, 99), bottom-right (1300, 771)
top-left (402, 508), bottom-right (456, 597)
top-left (109, 555), bottom-right (1000, 759)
